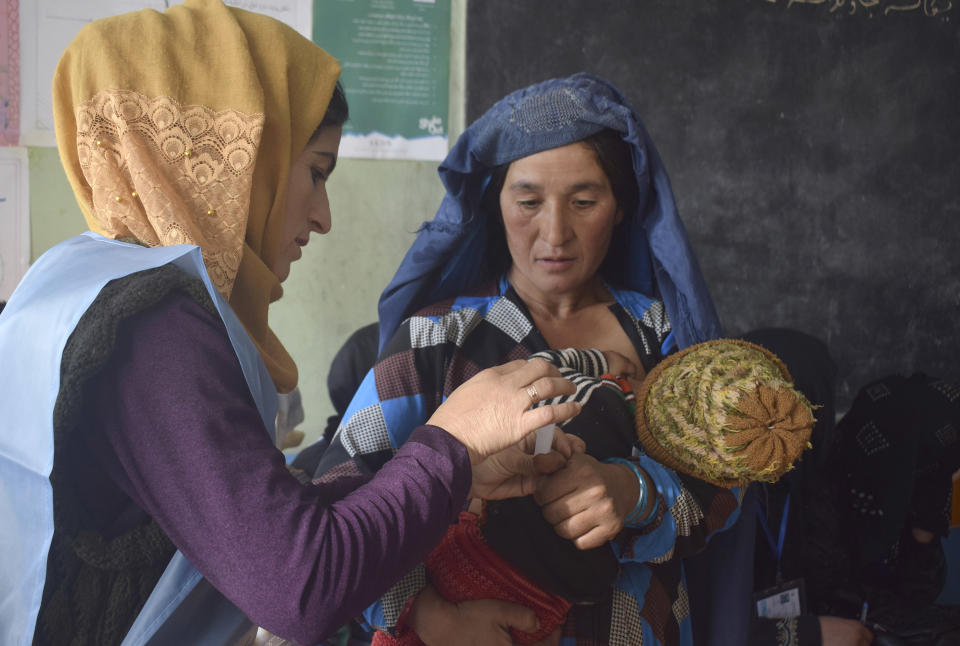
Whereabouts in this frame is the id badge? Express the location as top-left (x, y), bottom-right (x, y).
top-left (753, 578), bottom-right (807, 619)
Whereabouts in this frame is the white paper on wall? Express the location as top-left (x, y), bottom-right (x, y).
top-left (19, 0), bottom-right (313, 147)
top-left (221, 0), bottom-right (312, 39)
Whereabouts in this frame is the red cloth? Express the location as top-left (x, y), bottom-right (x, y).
top-left (374, 512), bottom-right (571, 645)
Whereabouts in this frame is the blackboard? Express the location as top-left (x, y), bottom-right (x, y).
top-left (466, 0), bottom-right (959, 412)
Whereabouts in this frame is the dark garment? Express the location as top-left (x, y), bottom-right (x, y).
top-left (69, 288), bottom-right (470, 645)
top-left (328, 323), bottom-right (381, 418)
top-left (324, 322), bottom-right (380, 442)
top-left (36, 267), bottom-right (204, 646)
top-left (293, 322), bottom-right (379, 476)
top-left (748, 615), bottom-right (822, 645)
top-left (832, 373), bottom-right (960, 566)
top-left (734, 329), bottom-right (838, 646)
top-left (803, 373), bottom-right (960, 634)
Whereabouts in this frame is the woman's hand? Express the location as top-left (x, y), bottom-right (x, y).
top-left (818, 616), bottom-right (873, 645)
top-left (470, 428), bottom-right (587, 500)
top-left (426, 359), bottom-right (581, 464)
top-left (408, 584), bottom-right (539, 646)
top-left (533, 453), bottom-right (641, 549)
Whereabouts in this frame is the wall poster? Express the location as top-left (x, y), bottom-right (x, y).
top-left (314, 0), bottom-right (450, 160)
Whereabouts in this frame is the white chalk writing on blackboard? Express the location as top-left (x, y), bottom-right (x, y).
top-left (763, 0), bottom-right (953, 17)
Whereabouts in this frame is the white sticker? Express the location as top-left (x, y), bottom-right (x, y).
top-left (534, 425), bottom-right (554, 455)
top-left (755, 586), bottom-right (802, 619)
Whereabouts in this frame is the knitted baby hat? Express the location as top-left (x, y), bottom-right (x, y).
top-left (635, 339), bottom-right (815, 487)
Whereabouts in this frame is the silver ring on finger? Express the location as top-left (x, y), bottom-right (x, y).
top-left (525, 384), bottom-right (540, 404)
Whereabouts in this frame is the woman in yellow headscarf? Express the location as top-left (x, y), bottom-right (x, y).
top-left (0, 1), bottom-right (582, 644)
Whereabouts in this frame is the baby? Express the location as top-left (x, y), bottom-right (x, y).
top-left (377, 339), bottom-right (815, 645)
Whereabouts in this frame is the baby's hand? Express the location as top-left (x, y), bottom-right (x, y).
top-left (601, 350), bottom-right (639, 379)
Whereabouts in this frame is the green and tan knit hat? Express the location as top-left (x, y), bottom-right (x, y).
top-left (635, 339), bottom-right (815, 487)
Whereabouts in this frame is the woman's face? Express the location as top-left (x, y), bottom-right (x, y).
top-left (499, 141), bottom-right (622, 301)
top-left (273, 125), bottom-right (342, 282)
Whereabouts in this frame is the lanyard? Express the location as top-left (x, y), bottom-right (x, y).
top-left (756, 491), bottom-right (790, 583)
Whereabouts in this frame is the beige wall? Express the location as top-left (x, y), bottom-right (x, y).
top-left (27, 1), bottom-right (466, 448)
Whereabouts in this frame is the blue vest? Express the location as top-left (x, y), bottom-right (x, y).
top-left (0, 232), bottom-right (278, 645)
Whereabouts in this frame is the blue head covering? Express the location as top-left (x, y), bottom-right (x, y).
top-left (377, 73), bottom-right (722, 351)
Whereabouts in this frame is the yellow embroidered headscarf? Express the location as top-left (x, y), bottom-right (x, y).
top-left (52, 0), bottom-right (340, 392)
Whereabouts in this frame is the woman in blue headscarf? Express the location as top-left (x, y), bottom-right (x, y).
top-left (312, 74), bottom-right (743, 646)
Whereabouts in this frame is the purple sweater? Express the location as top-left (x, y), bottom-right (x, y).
top-left (72, 292), bottom-right (471, 644)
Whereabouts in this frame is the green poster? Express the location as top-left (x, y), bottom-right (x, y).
top-left (314, 0), bottom-right (450, 160)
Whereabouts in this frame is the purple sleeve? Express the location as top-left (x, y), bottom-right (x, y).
top-left (85, 293), bottom-right (471, 645)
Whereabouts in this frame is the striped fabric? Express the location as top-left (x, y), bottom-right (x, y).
top-left (312, 277), bottom-right (741, 646)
